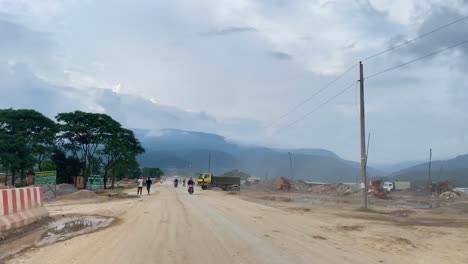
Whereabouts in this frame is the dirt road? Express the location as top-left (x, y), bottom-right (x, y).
top-left (6, 183), bottom-right (468, 264)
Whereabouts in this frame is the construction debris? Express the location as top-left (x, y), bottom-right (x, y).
top-left (432, 181), bottom-right (449, 196)
top-left (277, 177), bottom-right (294, 191)
top-left (43, 184), bottom-right (78, 201)
top-left (308, 184), bottom-right (354, 196)
top-left (368, 179), bottom-right (388, 199)
top-left (439, 191), bottom-right (462, 200)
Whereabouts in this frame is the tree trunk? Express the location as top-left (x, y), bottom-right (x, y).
top-left (20, 168), bottom-right (25, 186)
top-left (83, 164), bottom-right (90, 189)
top-left (83, 154), bottom-right (94, 190)
top-left (111, 166), bottom-right (116, 189)
top-left (4, 167), bottom-right (8, 185)
top-left (103, 167), bottom-right (108, 189)
top-left (38, 155), bottom-right (43, 171)
top-left (11, 169), bottom-right (16, 187)
top-left (3, 175), bottom-right (6, 186)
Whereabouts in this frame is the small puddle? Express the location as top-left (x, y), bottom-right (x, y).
top-left (289, 198), bottom-right (321, 204)
top-left (39, 216), bottom-right (115, 245)
top-left (0, 216), bottom-right (115, 262)
top-left (396, 203), bottom-right (434, 209)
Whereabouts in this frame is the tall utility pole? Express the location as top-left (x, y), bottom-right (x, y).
top-left (288, 152), bottom-right (293, 180)
top-left (359, 61), bottom-right (368, 209)
top-left (208, 152), bottom-right (211, 173)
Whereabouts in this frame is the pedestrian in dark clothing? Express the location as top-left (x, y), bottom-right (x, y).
top-left (146, 177), bottom-right (153, 195)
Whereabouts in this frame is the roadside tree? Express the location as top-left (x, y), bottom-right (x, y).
top-left (56, 111), bottom-right (121, 189)
top-left (99, 128), bottom-right (144, 189)
top-left (0, 109), bottom-right (57, 186)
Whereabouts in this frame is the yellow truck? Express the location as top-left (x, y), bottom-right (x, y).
top-left (197, 173), bottom-right (240, 191)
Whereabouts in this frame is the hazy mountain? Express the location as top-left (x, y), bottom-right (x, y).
top-left (279, 149), bottom-right (340, 159)
top-left (390, 154), bottom-right (468, 187)
top-left (370, 161), bottom-right (424, 174)
top-left (140, 129), bottom-right (239, 153)
top-left (137, 129), bottom-right (384, 182)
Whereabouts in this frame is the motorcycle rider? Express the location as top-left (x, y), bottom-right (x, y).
top-left (182, 179), bottom-right (186, 187)
top-left (174, 178), bottom-right (179, 187)
top-left (187, 177), bottom-right (195, 186)
top-left (187, 177), bottom-right (195, 194)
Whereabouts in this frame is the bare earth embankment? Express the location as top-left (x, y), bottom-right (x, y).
top-left (2, 182), bottom-right (468, 264)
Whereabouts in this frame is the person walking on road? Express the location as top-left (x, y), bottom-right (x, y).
top-left (137, 177), bottom-right (143, 195)
top-left (146, 177), bottom-right (153, 195)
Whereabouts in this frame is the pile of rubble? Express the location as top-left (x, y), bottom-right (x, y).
top-left (308, 184), bottom-right (354, 196)
top-left (439, 191), bottom-right (464, 200)
top-left (63, 190), bottom-right (99, 200)
top-left (368, 179), bottom-right (388, 199)
top-left (43, 184), bottom-right (78, 201)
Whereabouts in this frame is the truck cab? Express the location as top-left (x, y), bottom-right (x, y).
top-left (198, 173), bottom-right (212, 185)
top-left (383, 182), bottom-right (394, 192)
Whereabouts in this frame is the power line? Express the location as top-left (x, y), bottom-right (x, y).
top-left (274, 40), bottom-right (468, 132)
top-left (266, 63), bottom-right (358, 128)
top-left (274, 81), bottom-right (358, 132)
top-left (267, 14), bottom-right (468, 129)
top-left (365, 39), bottom-right (468, 80)
top-left (361, 14), bottom-right (468, 62)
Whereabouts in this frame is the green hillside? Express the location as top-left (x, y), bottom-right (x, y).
top-left (391, 154), bottom-right (468, 187)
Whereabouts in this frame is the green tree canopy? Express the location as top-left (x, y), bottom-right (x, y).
top-left (0, 109), bottom-right (57, 185)
top-left (56, 111), bottom-right (122, 188)
top-left (99, 128), bottom-right (144, 188)
top-left (50, 148), bottom-right (83, 184)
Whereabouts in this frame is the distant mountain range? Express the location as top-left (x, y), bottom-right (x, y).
top-left (370, 161), bottom-right (424, 174)
top-left (136, 129), bottom-right (467, 186)
top-left (389, 154), bottom-right (468, 187)
top-left (137, 129), bottom-right (384, 183)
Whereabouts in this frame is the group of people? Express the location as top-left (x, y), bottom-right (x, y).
top-left (173, 178), bottom-right (195, 187)
top-left (137, 177), bottom-right (153, 195)
top-left (137, 176), bottom-right (195, 195)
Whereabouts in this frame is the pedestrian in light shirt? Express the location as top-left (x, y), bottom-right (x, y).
top-left (137, 177), bottom-right (143, 195)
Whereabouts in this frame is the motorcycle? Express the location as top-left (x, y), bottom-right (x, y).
top-left (188, 184), bottom-right (194, 195)
top-left (174, 181), bottom-right (179, 188)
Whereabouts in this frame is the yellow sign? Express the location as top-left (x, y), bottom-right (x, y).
top-left (35, 171), bottom-right (57, 185)
top-left (36, 171), bottom-right (57, 177)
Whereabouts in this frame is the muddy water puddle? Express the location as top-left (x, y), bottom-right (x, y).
top-left (396, 203), bottom-right (435, 209)
top-left (289, 198), bottom-right (322, 204)
top-left (39, 216), bottom-right (114, 245)
top-left (0, 216), bottom-right (114, 261)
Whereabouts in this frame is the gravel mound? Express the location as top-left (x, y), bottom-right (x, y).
top-left (43, 184), bottom-right (78, 201)
top-left (64, 190), bottom-right (98, 200)
top-left (308, 184), bottom-right (354, 196)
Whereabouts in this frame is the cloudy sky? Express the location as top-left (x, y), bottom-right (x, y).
top-left (0, 0), bottom-right (467, 163)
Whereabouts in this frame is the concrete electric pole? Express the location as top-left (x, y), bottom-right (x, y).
top-left (359, 62), bottom-right (368, 209)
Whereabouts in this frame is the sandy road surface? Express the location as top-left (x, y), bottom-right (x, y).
top-left (7, 183), bottom-right (468, 264)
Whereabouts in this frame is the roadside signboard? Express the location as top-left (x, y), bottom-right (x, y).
top-left (35, 171), bottom-right (57, 185)
top-left (87, 175), bottom-right (104, 190)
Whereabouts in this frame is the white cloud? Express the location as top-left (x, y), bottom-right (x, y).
top-left (112, 83), bottom-right (121, 94)
top-left (0, 0), bottom-right (467, 163)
